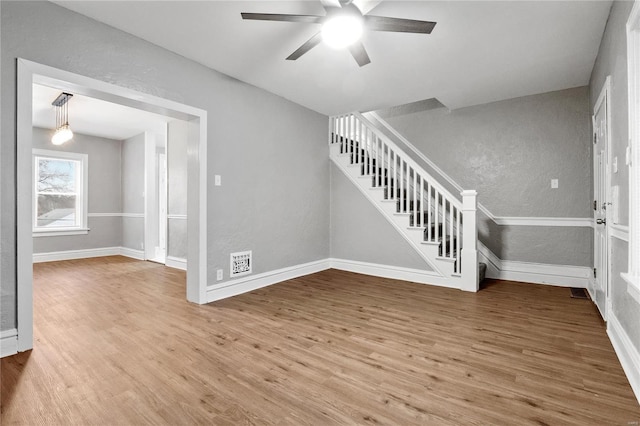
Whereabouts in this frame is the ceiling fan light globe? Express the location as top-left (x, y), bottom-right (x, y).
top-left (52, 125), bottom-right (73, 145)
top-left (322, 15), bottom-right (363, 49)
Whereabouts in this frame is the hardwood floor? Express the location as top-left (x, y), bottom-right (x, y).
top-left (2, 256), bottom-right (639, 425)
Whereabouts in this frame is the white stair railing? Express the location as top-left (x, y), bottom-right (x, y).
top-left (330, 112), bottom-right (479, 291)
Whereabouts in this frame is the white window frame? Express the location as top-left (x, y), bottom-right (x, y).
top-left (32, 149), bottom-right (89, 237)
top-left (623, 2), bottom-right (640, 303)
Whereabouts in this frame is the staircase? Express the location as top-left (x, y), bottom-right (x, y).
top-left (329, 112), bottom-right (485, 292)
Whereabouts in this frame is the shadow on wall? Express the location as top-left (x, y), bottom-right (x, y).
top-left (478, 210), bottom-right (504, 258)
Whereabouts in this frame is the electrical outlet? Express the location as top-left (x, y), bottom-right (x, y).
top-left (551, 179), bottom-right (558, 189)
top-left (216, 269), bottom-right (223, 281)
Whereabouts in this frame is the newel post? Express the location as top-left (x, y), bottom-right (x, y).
top-left (461, 190), bottom-right (479, 292)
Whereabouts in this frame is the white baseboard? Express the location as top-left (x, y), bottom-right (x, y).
top-left (119, 247), bottom-right (145, 260)
top-left (607, 313), bottom-right (640, 405)
top-left (1, 329), bottom-right (18, 358)
top-left (478, 242), bottom-right (591, 288)
top-left (329, 258), bottom-right (459, 289)
top-left (166, 256), bottom-right (187, 271)
top-left (33, 247), bottom-right (121, 263)
top-left (207, 259), bottom-right (331, 303)
top-left (33, 247), bottom-right (144, 263)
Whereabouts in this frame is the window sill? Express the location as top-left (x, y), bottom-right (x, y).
top-left (621, 272), bottom-right (640, 304)
top-left (32, 228), bottom-right (89, 238)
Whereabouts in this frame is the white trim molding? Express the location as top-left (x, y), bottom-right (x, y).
top-left (166, 256), bottom-right (187, 271)
top-left (121, 213), bottom-right (145, 218)
top-left (329, 258), bottom-right (460, 289)
top-left (478, 242), bottom-right (592, 288)
top-left (207, 259), bottom-right (331, 303)
top-left (492, 217), bottom-right (593, 227)
top-left (623, 275), bottom-right (640, 305)
top-left (610, 224), bottom-right (630, 242)
top-left (33, 246), bottom-right (144, 263)
top-left (207, 253), bottom-right (595, 306)
top-left (167, 214), bottom-right (187, 220)
top-left (607, 313), bottom-right (640, 406)
top-left (119, 247), bottom-right (145, 260)
top-left (1, 329), bottom-right (19, 358)
top-left (33, 247), bottom-right (120, 263)
top-left (87, 213), bottom-right (144, 218)
top-left (32, 228), bottom-right (90, 237)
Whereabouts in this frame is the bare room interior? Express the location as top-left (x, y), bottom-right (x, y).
top-left (1, 0), bottom-right (640, 424)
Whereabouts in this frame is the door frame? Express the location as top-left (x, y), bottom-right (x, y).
top-left (16, 59), bottom-right (209, 352)
top-left (592, 75), bottom-right (612, 320)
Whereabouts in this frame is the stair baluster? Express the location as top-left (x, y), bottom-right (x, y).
top-left (329, 112), bottom-right (480, 291)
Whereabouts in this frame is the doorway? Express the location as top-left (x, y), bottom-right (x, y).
top-left (591, 76), bottom-right (611, 320)
top-left (145, 131), bottom-right (168, 264)
top-left (16, 59), bottom-right (209, 352)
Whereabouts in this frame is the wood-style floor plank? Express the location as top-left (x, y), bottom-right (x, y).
top-left (1, 256), bottom-right (639, 425)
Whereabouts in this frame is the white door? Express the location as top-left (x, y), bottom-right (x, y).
top-left (592, 80), bottom-right (610, 320)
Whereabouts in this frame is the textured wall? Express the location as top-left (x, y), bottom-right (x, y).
top-left (384, 87), bottom-right (592, 218)
top-left (381, 87), bottom-right (593, 266)
top-left (1, 1), bottom-right (329, 330)
top-left (168, 220), bottom-right (188, 260)
top-left (121, 133), bottom-right (145, 215)
top-left (167, 120), bottom-right (187, 217)
top-left (589, 1), bottom-right (639, 355)
top-left (32, 127), bottom-right (123, 254)
top-left (167, 120), bottom-right (187, 260)
top-left (330, 164), bottom-right (433, 271)
top-left (121, 133), bottom-right (145, 251)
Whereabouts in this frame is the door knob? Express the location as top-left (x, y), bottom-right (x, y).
top-left (596, 218), bottom-right (606, 225)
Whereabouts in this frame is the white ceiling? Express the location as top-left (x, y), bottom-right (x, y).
top-left (33, 84), bottom-right (170, 140)
top-left (52, 1), bottom-right (612, 115)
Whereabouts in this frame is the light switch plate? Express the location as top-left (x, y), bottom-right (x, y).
top-left (215, 175), bottom-right (221, 186)
top-left (613, 156), bottom-right (618, 173)
top-left (551, 179), bottom-right (558, 189)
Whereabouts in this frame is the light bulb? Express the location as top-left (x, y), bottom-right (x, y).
top-left (52, 125), bottom-right (73, 145)
top-left (322, 15), bottom-right (363, 49)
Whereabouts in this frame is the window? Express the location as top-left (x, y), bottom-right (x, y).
top-left (624, 2), bottom-right (640, 303)
top-left (33, 149), bottom-right (88, 236)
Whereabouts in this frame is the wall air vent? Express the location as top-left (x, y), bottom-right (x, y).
top-left (230, 251), bottom-right (252, 277)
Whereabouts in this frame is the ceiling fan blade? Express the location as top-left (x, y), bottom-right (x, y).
top-left (348, 41), bottom-right (371, 67)
top-left (286, 32), bottom-right (323, 61)
top-left (319, 0), bottom-right (342, 9)
top-left (364, 15), bottom-right (436, 34)
top-left (352, 0), bottom-right (383, 15)
top-left (241, 13), bottom-right (323, 24)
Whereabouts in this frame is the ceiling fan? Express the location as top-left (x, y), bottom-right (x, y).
top-left (241, 0), bottom-right (436, 67)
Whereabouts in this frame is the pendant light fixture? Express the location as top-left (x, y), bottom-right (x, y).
top-left (51, 92), bottom-right (74, 145)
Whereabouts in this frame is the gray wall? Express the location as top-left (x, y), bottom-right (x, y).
top-left (330, 164), bottom-right (432, 270)
top-left (379, 87), bottom-right (593, 266)
top-left (167, 120), bottom-right (188, 260)
top-left (1, 1), bottom-right (329, 331)
top-left (121, 132), bottom-right (145, 251)
top-left (32, 127), bottom-right (123, 253)
top-left (590, 1), bottom-right (639, 355)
